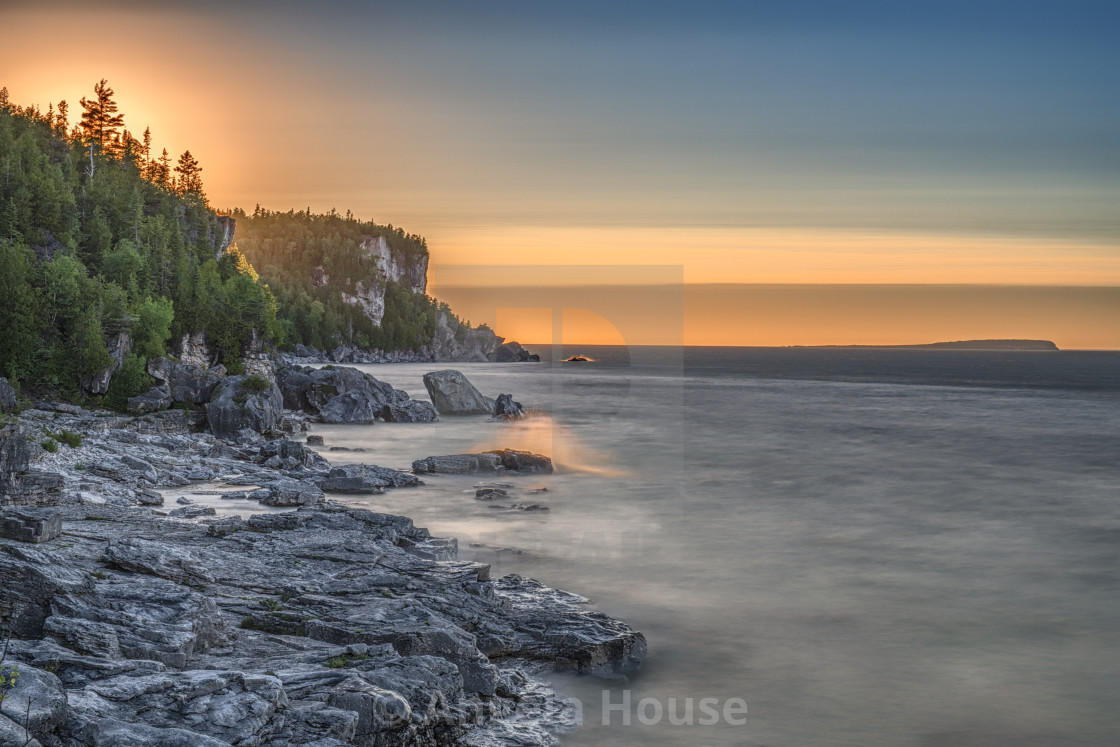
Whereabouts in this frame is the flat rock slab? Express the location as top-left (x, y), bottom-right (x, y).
top-left (413, 449), bottom-right (553, 475)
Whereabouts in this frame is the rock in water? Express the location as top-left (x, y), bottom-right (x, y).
top-left (317, 464), bottom-right (421, 493)
top-left (493, 393), bottom-right (526, 420)
top-left (413, 450), bottom-right (553, 474)
top-left (422, 370), bottom-right (495, 415)
top-left (378, 400), bottom-right (439, 423)
top-left (167, 504), bottom-right (217, 519)
top-left (205, 376), bottom-right (283, 442)
top-left (276, 365), bottom-right (412, 424)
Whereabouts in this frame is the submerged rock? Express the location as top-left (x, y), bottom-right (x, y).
top-left (422, 370), bottom-right (495, 416)
top-left (167, 504), bottom-right (216, 519)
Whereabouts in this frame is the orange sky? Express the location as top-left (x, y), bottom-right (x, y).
top-left (2, 2), bottom-right (1118, 347)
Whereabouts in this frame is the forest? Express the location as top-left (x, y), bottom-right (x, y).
top-left (0, 81), bottom-right (442, 406)
top-left (228, 206), bottom-right (439, 353)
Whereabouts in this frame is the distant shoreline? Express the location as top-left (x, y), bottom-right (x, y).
top-left (521, 340), bottom-right (1076, 351)
top-left (788, 339), bottom-right (1060, 351)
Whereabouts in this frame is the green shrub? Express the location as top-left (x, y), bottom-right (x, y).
top-left (106, 353), bottom-right (154, 411)
top-left (41, 438), bottom-right (58, 453)
top-left (241, 374), bottom-right (270, 393)
top-left (55, 430), bottom-right (82, 448)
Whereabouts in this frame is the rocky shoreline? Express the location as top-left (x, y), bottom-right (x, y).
top-left (0, 371), bottom-right (644, 746)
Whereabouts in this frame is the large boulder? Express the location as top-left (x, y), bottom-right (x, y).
top-left (148, 358), bottom-right (225, 404)
top-left (276, 365), bottom-right (410, 424)
top-left (204, 376), bottom-right (283, 442)
top-left (127, 385), bottom-right (172, 415)
top-left (422, 370), bottom-right (495, 416)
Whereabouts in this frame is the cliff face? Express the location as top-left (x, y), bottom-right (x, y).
top-left (339, 236), bottom-right (429, 327)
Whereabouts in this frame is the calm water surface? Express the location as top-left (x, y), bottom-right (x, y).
top-left (269, 347), bottom-right (1120, 745)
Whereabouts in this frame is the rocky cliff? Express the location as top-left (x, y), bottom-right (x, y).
top-left (339, 236), bottom-right (430, 327)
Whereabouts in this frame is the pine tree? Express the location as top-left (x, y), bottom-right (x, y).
top-left (78, 79), bottom-right (125, 157)
top-left (156, 148), bottom-right (171, 186)
top-left (55, 100), bottom-right (68, 135)
top-left (174, 150), bottom-right (204, 195)
top-left (141, 127), bottom-right (152, 174)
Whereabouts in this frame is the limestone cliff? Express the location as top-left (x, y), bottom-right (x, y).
top-left (339, 235), bottom-right (429, 327)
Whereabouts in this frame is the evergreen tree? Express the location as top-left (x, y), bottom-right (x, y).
top-left (174, 150), bottom-right (203, 195)
top-left (78, 79), bottom-right (125, 156)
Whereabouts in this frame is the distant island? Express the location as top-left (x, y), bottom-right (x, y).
top-left (800, 340), bottom-right (1060, 351)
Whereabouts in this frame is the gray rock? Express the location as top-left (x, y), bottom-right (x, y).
top-left (378, 400), bottom-right (439, 423)
top-left (127, 385), bottom-right (172, 415)
top-left (136, 490), bottom-right (164, 506)
top-left (0, 376), bottom-right (17, 412)
top-left (0, 508), bottom-right (62, 543)
top-left (494, 341), bottom-right (526, 363)
top-left (102, 537), bottom-right (215, 586)
top-left (493, 449), bottom-right (554, 474)
top-left (72, 670), bottom-right (287, 745)
top-left (306, 435), bottom-right (324, 446)
top-left (487, 503), bottom-right (550, 512)
top-left (317, 464), bottom-right (421, 494)
top-left (475, 487), bottom-right (509, 500)
top-left (0, 664), bottom-right (68, 740)
top-left (148, 357), bottom-right (224, 404)
top-left (205, 376), bottom-right (283, 442)
top-left (413, 450), bottom-right (553, 475)
top-left (254, 478), bottom-right (323, 506)
top-left (203, 516), bottom-right (243, 537)
top-left (175, 496), bottom-right (193, 504)
top-left (412, 453), bottom-right (504, 474)
top-left (168, 505), bottom-right (216, 519)
top-left (121, 455), bottom-right (158, 482)
top-left (494, 393), bottom-right (526, 420)
top-left (276, 365), bottom-right (410, 424)
top-left (422, 370), bottom-right (495, 415)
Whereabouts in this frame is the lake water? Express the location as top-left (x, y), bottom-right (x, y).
top-left (292, 347), bottom-right (1120, 746)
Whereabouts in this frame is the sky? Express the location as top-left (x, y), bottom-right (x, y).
top-left (2, 1), bottom-right (1118, 346)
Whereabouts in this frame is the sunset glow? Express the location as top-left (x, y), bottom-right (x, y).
top-left (3, 1), bottom-right (1117, 346)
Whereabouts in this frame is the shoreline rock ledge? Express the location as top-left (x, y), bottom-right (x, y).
top-left (0, 414), bottom-right (641, 746)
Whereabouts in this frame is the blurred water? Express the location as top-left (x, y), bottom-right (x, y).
top-left (301, 348), bottom-right (1120, 746)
